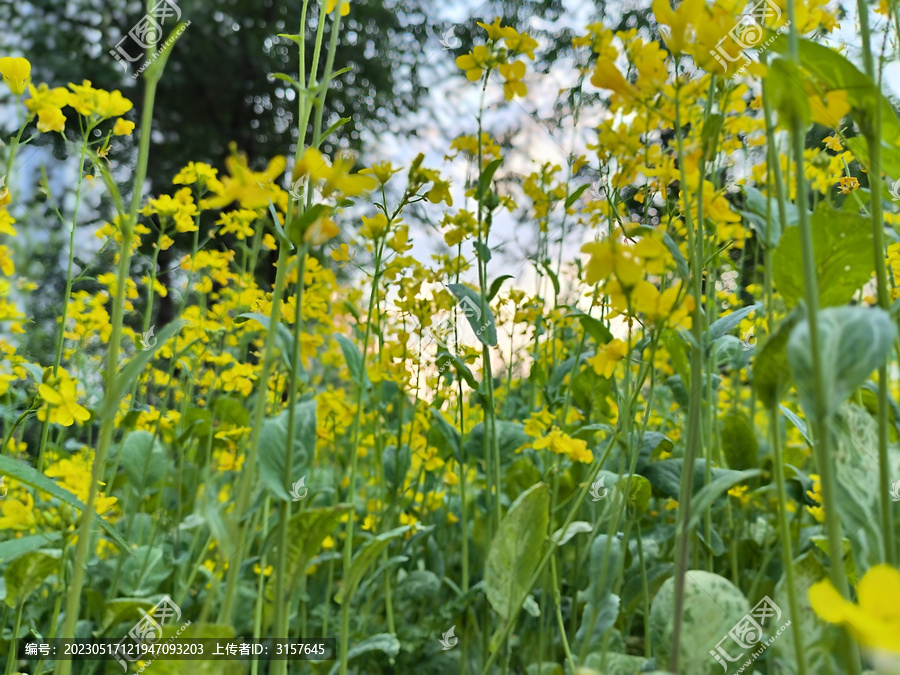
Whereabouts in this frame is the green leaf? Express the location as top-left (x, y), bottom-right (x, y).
top-left (662, 329), bottom-right (690, 385)
top-left (623, 474), bottom-right (652, 514)
top-left (447, 283), bottom-right (497, 347)
top-left (286, 204), bottom-right (330, 244)
top-left (640, 459), bottom-right (743, 501)
top-left (565, 184), bottom-right (591, 208)
top-left (463, 420), bottom-right (529, 464)
top-left (382, 444), bottom-right (411, 492)
top-left (476, 158), bottom-right (503, 200)
top-left (121, 430), bottom-right (167, 495)
top-left (766, 57), bottom-right (810, 128)
top-left (576, 534), bottom-right (623, 649)
top-left (771, 36), bottom-right (899, 141)
top-left (488, 275), bottom-right (514, 301)
top-left (335, 334), bottom-right (366, 388)
top-left (788, 306), bottom-right (896, 422)
top-left (773, 203), bottom-right (874, 308)
top-left (701, 113), bottom-right (724, 163)
top-left (321, 116), bottom-right (352, 143)
top-left (663, 232), bottom-right (689, 280)
top-left (334, 525), bottom-right (410, 605)
top-left (0, 533), bottom-right (61, 566)
top-left (266, 504), bottom-right (349, 598)
top-left (753, 306), bottom-right (804, 408)
top-left (0, 455), bottom-right (130, 552)
top-left (235, 313), bottom-right (294, 370)
top-left (539, 259), bottom-right (561, 297)
top-left (707, 303), bottom-right (761, 343)
top-left (551, 521), bottom-right (594, 547)
top-left (779, 404), bottom-right (812, 445)
top-left (119, 546), bottom-right (171, 596)
top-left (269, 71), bottom-right (307, 93)
top-left (435, 351), bottom-right (479, 389)
top-left (650, 571), bottom-right (751, 674)
top-left (719, 412), bottom-right (759, 471)
top-left (5, 550), bottom-right (59, 607)
top-left (110, 320), bottom-right (184, 417)
top-left (430, 408), bottom-right (461, 461)
top-left (572, 310), bottom-right (613, 346)
top-left (328, 634), bottom-right (399, 675)
top-left (739, 185), bottom-right (795, 247)
top-left (258, 400), bottom-right (317, 501)
top-left (484, 483), bottom-right (549, 620)
top-left (687, 469), bottom-right (761, 532)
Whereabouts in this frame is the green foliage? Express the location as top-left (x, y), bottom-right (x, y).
top-left (773, 204), bottom-right (874, 308)
top-left (484, 483), bottom-right (549, 621)
top-left (788, 306), bottom-right (896, 422)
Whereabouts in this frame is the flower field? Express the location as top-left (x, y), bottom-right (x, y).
top-left (2, 0), bottom-right (900, 673)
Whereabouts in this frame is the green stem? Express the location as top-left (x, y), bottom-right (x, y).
top-left (55, 64), bottom-right (161, 675)
top-left (668, 62), bottom-right (706, 675)
top-left (857, 0), bottom-right (896, 566)
top-left (785, 3), bottom-right (861, 671)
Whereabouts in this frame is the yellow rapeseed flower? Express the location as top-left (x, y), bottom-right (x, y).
top-left (0, 56), bottom-right (31, 95)
top-left (810, 564), bottom-right (900, 653)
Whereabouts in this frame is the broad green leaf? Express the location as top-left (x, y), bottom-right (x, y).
top-left (0, 455), bottom-right (130, 552)
top-left (753, 306), bottom-right (804, 408)
top-left (213, 396), bottom-right (250, 428)
top-left (766, 57), bottom-right (810, 127)
top-left (334, 525), bottom-right (410, 605)
top-left (650, 571), bottom-right (750, 675)
top-left (447, 283), bottom-right (498, 347)
top-left (788, 306), bottom-right (896, 422)
top-left (140, 624), bottom-right (243, 675)
top-left (258, 400), bottom-right (317, 501)
top-left (266, 504), bottom-right (349, 598)
top-left (463, 420), bottom-right (529, 464)
top-left (640, 459), bottom-right (742, 501)
top-left (484, 483), bottom-right (549, 620)
top-left (121, 430), bottom-right (166, 495)
top-left (771, 36), bottom-right (899, 141)
top-left (773, 203), bottom-right (874, 308)
top-left (0, 532), bottom-right (61, 563)
top-left (719, 412), bottom-right (759, 471)
top-left (119, 546), bottom-right (171, 596)
top-left (5, 550), bottom-right (60, 607)
top-left (832, 404), bottom-right (885, 569)
top-left (328, 634), bottom-right (398, 675)
top-left (100, 598), bottom-right (156, 633)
